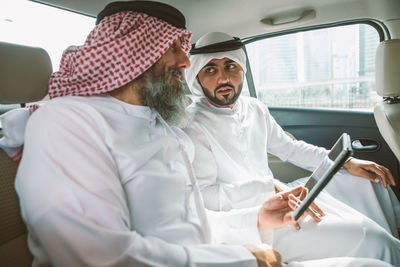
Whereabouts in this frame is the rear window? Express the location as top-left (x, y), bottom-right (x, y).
top-left (245, 23), bottom-right (381, 110)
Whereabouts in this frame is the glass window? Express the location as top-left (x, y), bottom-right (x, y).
top-left (0, 0), bottom-right (95, 109)
top-left (246, 24), bottom-right (380, 110)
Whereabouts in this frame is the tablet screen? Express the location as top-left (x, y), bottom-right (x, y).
top-left (292, 133), bottom-right (352, 221)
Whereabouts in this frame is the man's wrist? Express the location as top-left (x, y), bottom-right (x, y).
top-left (244, 244), bottom-right (282, 267)
top-left (274, 183), bottom-right (283, 193)
top-left (343, 156), bottom-right (353, 168)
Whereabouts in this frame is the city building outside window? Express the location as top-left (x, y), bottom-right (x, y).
top-left (245, 24), bottom-right (380, 110)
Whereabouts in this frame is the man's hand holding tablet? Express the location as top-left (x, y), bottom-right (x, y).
top-left (260, 134), bottom-right (352, 231)
top-left (273, 184), bottom-right (325, 230)
top-left (292, 133), bottom-right (353, 221)
top-left (258, 185), bottom-right (310, 230)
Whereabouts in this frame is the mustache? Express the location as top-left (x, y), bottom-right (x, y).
top-left (214, 83), bottom-right (234, 93)
top-left (169, 67), bottom-right (183, 77)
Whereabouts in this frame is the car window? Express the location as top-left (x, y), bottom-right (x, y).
top-left (245, 23), bottom-right (381, 110)
top-left (0, 0), bottom-right (95, 109)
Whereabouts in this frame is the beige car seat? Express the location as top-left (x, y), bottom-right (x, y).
top-left (374, 39), bottom-right (400, 162)
top-left (0, 41), bottom-right (52, 266)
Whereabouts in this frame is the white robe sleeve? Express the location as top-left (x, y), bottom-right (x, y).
top-left (264, 107), bottom-right (329, 172)
top-left (15, 104), bottom-right (257, 267)
top-left (185, 123), bottom-right (274, 212)
top-left (206, 206), bottom-right (269, 246)
top-left (185, 123), bottom-right (274, 245)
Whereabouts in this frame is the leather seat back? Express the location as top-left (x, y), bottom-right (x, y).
top-left (0, 41), bottom-right (52, 267)
top-left (0, 149), bottom-right (33, 266)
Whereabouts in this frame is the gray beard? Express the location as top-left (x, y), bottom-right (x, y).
top-left (139, 69), bottom-right (190, 127)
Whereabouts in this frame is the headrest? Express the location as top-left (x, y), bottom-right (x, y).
top-left (0, 42), bottom-right (52, 104)
top-left (375, 39), bottom-right (400, 97)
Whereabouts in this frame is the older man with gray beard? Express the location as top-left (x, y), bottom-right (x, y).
top-left (12, 1), bottom-right (305, 266)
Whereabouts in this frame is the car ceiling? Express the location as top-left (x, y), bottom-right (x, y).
top-left (33, 0), bottom-right (400, 41)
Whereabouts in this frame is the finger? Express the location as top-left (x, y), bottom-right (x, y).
top-left (357, 168), bottom-right (381, 183)
top-left (288, 193), bottom-right (304, 207)
top-left (289, 195), bottom-right (322, 222)
top-left (306, 206), bottom-right (323, 222)
top-left (380, 165), bottom-right (396, 186)
top-left (288, 191), bottom-right (309, 206)
top-left (372, 165), bottom-right (387, 188)
top-left (310, 202), bottom-right (325, 216)
top-left (293, 222), bottom-right (301, 230)
top-left (288, 198), bottom-right (301, 210)
top-left (362, 163), bottom-right (387, 180)
top-left (298, 187), bottom-right (308, 201)
top-left (288, 195), bottom-right (322, 224)
top-left (385, 168), bottom-right (396, 186)
top-left (280, 186), bottom-right (306, 199)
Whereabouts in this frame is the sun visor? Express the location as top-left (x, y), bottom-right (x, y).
top-left (190, 37), bottom-right (243, 55)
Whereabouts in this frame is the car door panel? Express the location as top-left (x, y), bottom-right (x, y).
top-left (268, 107), bottom-right (400, 197)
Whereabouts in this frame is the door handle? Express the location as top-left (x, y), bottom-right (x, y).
top-left (351, 139), bottom-right (380, 152)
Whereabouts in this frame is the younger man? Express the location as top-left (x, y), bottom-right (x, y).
top-left (184, 31), bottom-right (400, 265)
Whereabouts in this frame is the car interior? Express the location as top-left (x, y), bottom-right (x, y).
top-left (0, 0), bottom-right (399, 266)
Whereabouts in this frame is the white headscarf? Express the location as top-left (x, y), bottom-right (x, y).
top-left (186, 32), bottom-right (247, 97)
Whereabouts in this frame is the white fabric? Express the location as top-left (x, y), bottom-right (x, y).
top-left (289, 168), bottom-right (400, 238)
top-left (0, 105), bottom-right (39, 161)
top-left (15, 95), bottom-right (262, 267)
top-left (184, 96), bottom-right (400, 265)
top-left (285, 257), bottom-right (393, 267)
top-left (0, 108), bottom-right (30, 157)
top-left (185, 97), bottom-right (328, 211)
top-left (273, 188), bottom-right (400, 264)
top-left (186, 32), bottom-right (247, 97)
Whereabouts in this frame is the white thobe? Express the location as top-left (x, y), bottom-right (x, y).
top-left (184, 96), bottom-right (400, 265)
top-left (15, 95), bottom-right (263, 267)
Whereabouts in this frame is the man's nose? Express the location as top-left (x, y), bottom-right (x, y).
top-left (176, 48), bottom-right (190, 70)
top-left (218, 70), bottom-right (230, 83)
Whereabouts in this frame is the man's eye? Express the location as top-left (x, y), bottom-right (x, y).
top-left (170, 43), bottom-right (179, 52)
top-left (205, 68), bottom-right (215, 73)
top-left (227, 64), bottom-right (236, 70)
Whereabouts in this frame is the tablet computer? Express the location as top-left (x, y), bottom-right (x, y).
top-left (292, 133), bottom-right (353, 221)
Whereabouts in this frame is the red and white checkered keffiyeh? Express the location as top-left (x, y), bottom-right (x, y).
top-left (48, 11), bottom-right (192, 99)
top-left (0, 11), bottom-right (192, 163)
